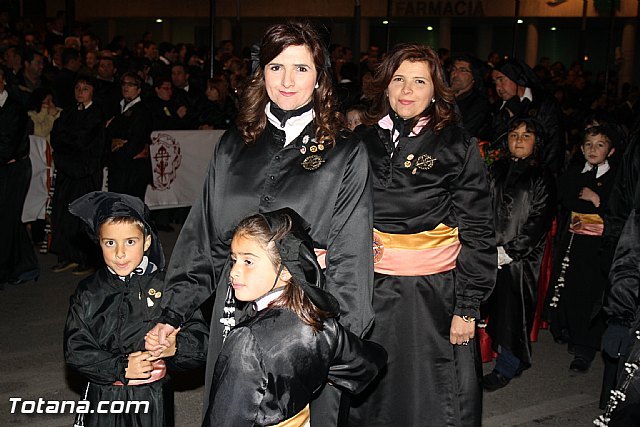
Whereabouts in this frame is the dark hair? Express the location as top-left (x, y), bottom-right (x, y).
top-left (27, 87), bottom-right (54, 112)
top-left (207, 76), bottom-right (229, 102)
top-left (363, 43), bottom-right (457, 134)
top-left (120, 71), bottom-right (142, 87)
top-left (236, 21), bottom-right (343, 145)
top-left (506, 117), bottom-right (545, 164)
top-left (234, 213), bottom-right (330, 332)
top-left (22, 49), bottom-right (44, 65)
top-left (583, 125), bottom-right (619, 150)
top-left (74, 75), bottom-right (96, 88)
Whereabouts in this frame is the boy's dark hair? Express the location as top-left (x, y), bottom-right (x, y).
top-left (234, 209), bottom-right (338, 332)
top-left (584, 124), bottom-right (618, 150)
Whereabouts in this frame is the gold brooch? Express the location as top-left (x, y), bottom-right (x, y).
top-left (302, 155), bottom-right (325, 171)
top-left (148, 288), bottom-right (156, 296)
top-left (415, 154), bottom-right (436, 170)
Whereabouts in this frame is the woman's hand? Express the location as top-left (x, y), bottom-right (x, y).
top-left (125, 351), bottom-right (153, 379)
top-left (450, 315), bottom-right (475, 345)
top-left (579, 187), bottom-right (600, 207)
top-left (146, 328), bottom-right (180, 359)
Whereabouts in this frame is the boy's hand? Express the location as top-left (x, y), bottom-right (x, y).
top-left (146, 329), bottom-right (180, 359)
top-left (579, 187), bottom-right (600, 207)
top-left (125, 351), bottom-right (153, 379)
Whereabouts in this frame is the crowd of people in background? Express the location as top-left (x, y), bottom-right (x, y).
top-left (2, 9), bottom-right (640, 427)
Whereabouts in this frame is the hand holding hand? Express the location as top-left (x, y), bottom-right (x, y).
top-left (146, 328), bottom-right (180, 359)
top-left (125, 351), bottom-right (153, 379)
top-left (145, 323), bottom-right (176, 357)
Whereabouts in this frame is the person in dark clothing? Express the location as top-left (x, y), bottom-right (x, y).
top-left (450, 54), bottom-right (491, 140)
top-left (0, 68), bottom-right (39, 286)
top-left (93, 56), bottom-right (120, 120)
top-left (64, 191), bottom-right (208, 427)
top-left (548, 125), bottom-right (618, 373)
top-left (206, 208), bottom-right (386, 426)
top-left (483, 118), bottom-right (555, 391)
top-left (491, 58), bottom-right (565, 174)
top-left (350, 43), bottom-right (496, 427)
top-left (335, 62), bottom-right (361, 113)
top-left (106, 72), bottom-right (153, 201)
top-left (50, 76), bottom-right (105, 275)
top-left (51, 48), bottom-right (81, 110)
top-left (146, 77), bottom-right (188, 131)
top-left (11, 49), bottom-right (48, 109)
top-left (146, 22), bottom-right (374, 427)
top-left (196, 76), bottom-right (237, 130)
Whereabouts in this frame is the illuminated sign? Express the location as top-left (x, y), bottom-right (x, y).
top-left (393, 0), bottom-right (485, 17)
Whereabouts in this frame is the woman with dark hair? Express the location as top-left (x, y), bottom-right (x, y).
top-left (483, 117), bottom-right (554, 390)
top-left (146, 22), bottom-right (374, 426)
top-left (196, 76), bottom-right (237, 129)
top-left (350, 43), bottom-right (496, 426)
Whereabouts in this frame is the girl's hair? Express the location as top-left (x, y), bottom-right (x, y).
top-left (236, 21), bottom-right (344, 146)
top-left (206, 76), bottom-right (229, 102)
top-left (363, 43), bottom-right (457, 134)
top-left (234, 213), bottom-right (330, 331)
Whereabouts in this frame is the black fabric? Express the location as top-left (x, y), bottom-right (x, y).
top-left (146, 95), bottom-right (189, 131)
top-left (68, 191), bottom-right (165, 269)
top-left (0, 93), bottom-right (37, 283)
top-left (351, 123), bottom-right (496, 425)
top-left (158, 122), bottom-right (374, 423)
top-left (64, 268), bottom-right (208, 426)
top-left (485, 158), bottom-right (554, 365)
top-left (455, 87), bottom-right (491, 139)
top-left (549, 162), bottom-right (615, 352)
top-left (50, 103), bottom-right (105, 265)
top-left (204, 307), bottom-right (386, 427)
top-left (106, 101), bottom-right (152, 200)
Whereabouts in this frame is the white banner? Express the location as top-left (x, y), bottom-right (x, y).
top-left (22, 135), bottom-right (51, 222)
top-left (145, 130), bottom-right (224, 209)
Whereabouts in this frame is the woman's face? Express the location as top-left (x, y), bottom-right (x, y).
top-left (387, 60), bottom-right (434, 119)
top-left (264, 44), bottom-right (317, 111)
top-left (74, 82), bottom-right (94, 104)
top-left (229, 234), bottom-right (289, 302)
top-left (508, 123), bottom-right (536, 159)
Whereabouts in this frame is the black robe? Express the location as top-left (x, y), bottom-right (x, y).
top-left (158, 122), bottom-right (374, 422)
top-left (50, 103), bottom-right (105, 265)
top-left (549, 162), bottom-right (615, 351)
top-left (601, 211), bottom-right (640, 425)
top-left (350, 123), bottom-right (496, 427)
top-left (0, 91), bottom-right (38, 283)
top-left (64, 267), bottom-right (209, 427)
top-left (205, 307), bottom-right (386, 426)
top-left (106, 101), bottom-right (153, 200)
top-left (455, 87), bottom-right (491, 140)
top-left (486, 158), bottom-right (554, 366)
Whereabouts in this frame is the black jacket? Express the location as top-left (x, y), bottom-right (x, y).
top-left (455, 87), bottom-right (491, 139)
top-left (0, 91), bottom-right (28, 164)
top-left (205, 307), bottom-right (385, 426)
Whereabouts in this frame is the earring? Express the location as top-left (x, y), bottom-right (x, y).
top-left (315, 82), bottom-right (319, 89)
top-left (432, 97), bottom-right (436, 103)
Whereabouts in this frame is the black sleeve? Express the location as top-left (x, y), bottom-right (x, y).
top-left (63, 291), bottom-right (129, 385)
top-left (450, 135), bottom-right (498, 318)
top-left (504, 172), bottom-right (555, 261)
top-left (605, 210), bottom-right (640, 326)
top-left (203, 327), bottom-right (266, 427)
top-left (165, 308), bottom-right (209, 371)
top-left (327, 321), bottom-right (387, 395)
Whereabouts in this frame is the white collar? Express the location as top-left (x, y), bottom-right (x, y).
top-left (520, 87), bottom-right (533, 102)
top-left (253, 288), bottom-right (285, 311)
top-left (120, 96), bottom-right (142, 113)
top-left (0, 90), bottom-right (8, 107)
top-left (79, 101), bottom-right (93, 110)
top-left (183, 85), bottom-right (190, 93)
top-left (581, 160), bottom-right (610, 179)
top-left (159, 56), bottom-right (170, 65)
top-left (265, 102), bottom-right (315, 146)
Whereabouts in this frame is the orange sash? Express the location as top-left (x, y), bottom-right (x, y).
top-left (569, 212), bottom-right (604, 236)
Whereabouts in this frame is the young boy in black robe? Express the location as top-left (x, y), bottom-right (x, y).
top-left (549, 125), bottom-right (618, 372)
top-left (63, 191), bottom-right (208, 427)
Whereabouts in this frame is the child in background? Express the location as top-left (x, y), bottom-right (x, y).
top-left (549, 125), bottom-right (618, 372)
top-left (64, 191), bottom-right (208, 427)
top-left (346, 104), bottom-right (367, 131)
top-left (204, 208), bottom-right (386, 427)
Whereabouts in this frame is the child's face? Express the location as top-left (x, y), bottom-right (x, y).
top-left (508, 123), bottom-right (535, 160)
top-left (99, 221), bottom-right (151, 277)
top-left (346, 110), bottom-right (363, 131)
top-left (581, 134), bottom-right (613, 166)
top-left (229, 234), bottom-right (290, 302)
